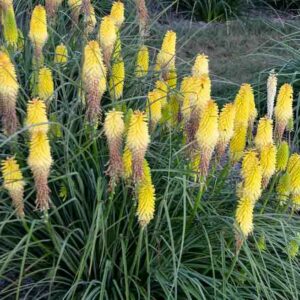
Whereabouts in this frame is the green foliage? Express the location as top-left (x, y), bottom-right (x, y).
top-left (173, 0), bottom-right (241, 22)
top-left (251, 0), bottom-right (300, 10)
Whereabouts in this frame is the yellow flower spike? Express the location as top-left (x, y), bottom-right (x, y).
top-left (68, 0), bottom-right (82, 24)
top-left (260, 143), bottom-right (277, 189)
top-left (241, 150), bottom-right (258, 179)
top-left (45, 0), bottom-right (63, 20)
top-left (276, 172), bottom-right (290, 205)
top-left (155, 80), bottom-right (168, 107)
top-left (274, 83), bottom-right (293, 140)
top-left (135, 45), bottom-right (149, 78)
top-left (247, 84), bottom-right (257, 129)
top-left (287, 153), bottom-right (300, 195)
top-left (104, 110), bottom-right (125, 182)
top-left (229, 125), bottom-right (248, 163)
top-left (1, 157), bottom-right (25, 218)
top-left (180, 76), bottom-right (201, 122)
top-left (29, 5), bottom-right (48, 60)
top-left (234, 84), bottom-right (251, 127)
top-left (196, 74), bottom-right (211, 114)
top-left (217, 103), bottom-right (236, 158)
top-left (109, 57), bottom-right (125, 100)
top-left (196, 100), bottom-right (219, 177)
top-left (0, 51), bottom-right (19, 135)
top-left (82, 41), bottom-right (107, 123)
top-left (156, 31), bottom-right (176, 76)
top-left (147, 90), bottom-right (162, 129)
top-left (235, 197), bottom-right (255, 237)
top-left (241, 150), bottom-right (262, 202)
top-left (137, 179), bottom-right (155, 227)
top-left (254, 117), bottom-right (273, 151)
top-left (54, 44), bottom-right (68, 64)
top-left (110, 1), bottom-right (125, 29)
top-left (267, 70), bottom-right (277, 119)
top-left (276, 141), bottom-right (289, 172)
top-left (99, 16), bottom-right (117, 66)
top-left (122, 145), bottom-right (133, 180)
top-left (2, 4), bottom-right (18, 48)
top-left (38, 67), bottom-right (54, 103)
top-left (126, 111), bottom-right (150, 181)
top-left (26, 98), bottom-right (49, 135)
top-left (28, 131), bottom-right (52, 211)
top-left (192, 54), bottom-right (209, 77)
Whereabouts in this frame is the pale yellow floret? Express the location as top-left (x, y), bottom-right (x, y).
top-left (192, 54), bottom-right (209, 77)
top-left (28, 132), bottom-right (52, 172)
top-left (156, 31), bottom-right (176, 72)
top-left (1, 157), bottom-right (24, 192)
top-left (104, 110), bottom-right (124, 140)
top-left (126, 111), bottom-right (150, 153)
top-left (276, 141), bottom-right (289, 172)
top-left (236, 197), bottom-right (255, 237)
top-left (54, 44), bottom-right (68, 64)
top-left (218, 103), bottom-right (236, 145)
top-left (110, 1), bottom-right (125, 29)
top-left (26, 98), bottom-right (49, 135)
top-left (196, 100), bottom-right (219, 152)
top-left (29, 5), bottom-right (48, 49)
top-left (135, 45), bottom-right (149, 78)
top-left (38, 67), bottom-right (54, 101)
top-left (147, 90), bottom-right (162, 126)
top-left (137, 180), bottom-right (155, 227)
top-left (254, 117), bottom-right (273, 151)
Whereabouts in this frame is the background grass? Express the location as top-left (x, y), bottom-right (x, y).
top-left (0, 0), bottom-right (300, 299)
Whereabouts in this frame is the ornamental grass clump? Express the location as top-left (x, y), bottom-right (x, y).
top-left (0, 51), bottom-right (19, 135)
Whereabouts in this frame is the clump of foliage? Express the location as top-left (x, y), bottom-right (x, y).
top-left (172, 0), bottom-right (242, 22)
